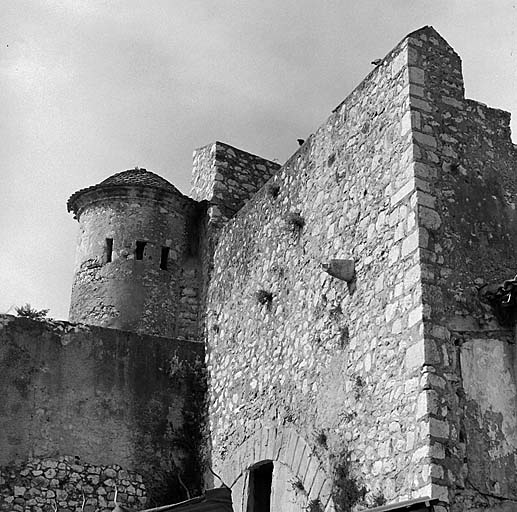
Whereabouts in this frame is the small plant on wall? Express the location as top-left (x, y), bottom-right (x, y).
top-left (315, 430), bottom-right (328, 450)
top-left (164, 354), bottom-right (208, 503)
top-left (15, 303), bottom-right (49, 321)
top-left (285, 211), bottom-right (305, 232)
top-left (290, 478), bottom-right (305, 493)
top-left (255, 289), bottom-right (273, 308)
top-left (330, 449), bottom-right (366, 512)
top-left (266, 182), bottom-right (281, 199)
top-left (353, 375), bottom-right (366, 400)
top-left (305, 498), bottom-right (324, 512)
top-left (370, 491), bottom-right (387, 507)
top-left (338, 325), bottom-right (349, 348)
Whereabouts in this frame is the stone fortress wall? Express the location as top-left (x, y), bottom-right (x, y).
top-left (0, 25), bottom-right (516, 512)
top-left (203, 28), bottom-right (429, 510)
top-left (191, 142), bottom-right (281, 337)
top-left (191, 141), bottom-right (281, 225)
top-left (201, 27), bottom-right (517, 512)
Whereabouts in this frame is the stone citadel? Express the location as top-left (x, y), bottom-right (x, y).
top-left (1, 26), bottom-right (517, 512)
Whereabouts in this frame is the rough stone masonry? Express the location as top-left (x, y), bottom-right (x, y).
top-left (1, 25), bottom-right (516, 512)
top-left (203, 26), bottom-right (517, 512)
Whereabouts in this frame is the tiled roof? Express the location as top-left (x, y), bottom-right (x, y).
top-left (67, 168), bottom-right (182, 214)
top-left (99, 169), bottom-right (180, 193)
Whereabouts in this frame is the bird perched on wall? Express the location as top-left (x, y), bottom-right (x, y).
top-left (297, 138), bottom-right (305, 146)
top-left (371, 59), bottom-right (382, 66)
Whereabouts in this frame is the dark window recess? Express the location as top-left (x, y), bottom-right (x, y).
top-left (135, 241), bottom-right (147, 260)
top-left (247, 462), bottom-right (273, 512)
top-left (160, 246), bottom-right (170, 270)
top-left (105, 238), bottom-right (113, 263)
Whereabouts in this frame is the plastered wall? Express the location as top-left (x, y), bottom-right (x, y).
top-left (0, 315), bottom-right (206, 508)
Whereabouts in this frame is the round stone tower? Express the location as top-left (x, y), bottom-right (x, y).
top-left (67, 168), bottom-right (202, 338)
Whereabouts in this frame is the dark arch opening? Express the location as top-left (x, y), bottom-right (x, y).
top-left (247, 461), bottom-right (273, 512)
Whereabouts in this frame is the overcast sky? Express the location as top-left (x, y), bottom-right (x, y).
top-left (2, 0), bottom-right (516, 320)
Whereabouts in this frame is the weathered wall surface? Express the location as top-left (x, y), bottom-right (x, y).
top-left (460, 338), bottom-right (517, 491)
top-left (404, 27), bottom-right (517, 511)
top-left (205, 33), bottom-right (432, 511)
top-left (0, 315), bottom-right (206, 507)
top-left (69, 191), bottom-right (204, 340)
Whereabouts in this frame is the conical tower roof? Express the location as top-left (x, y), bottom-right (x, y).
top-left (98, 168), bottom-right (180, 191)
top-left (67, 168), bottom-right (183, 216)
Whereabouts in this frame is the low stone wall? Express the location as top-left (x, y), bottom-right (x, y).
top-left (0, 456), bottom-right (146, 512)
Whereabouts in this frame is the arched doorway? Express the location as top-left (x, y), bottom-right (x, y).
top-left (244, 459), bottom-right (312, 512)
top-left (218, 427), bottom-right (334, 512)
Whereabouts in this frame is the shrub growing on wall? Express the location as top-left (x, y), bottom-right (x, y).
top-left (255, 289), bottom-right (273, 308)
top-left (330, 450), bottom-right (366, 512)
top-left (266, 182), bottom-right (281, 198)
top-left (284, 212), bottom-right (305, 232)
top-left (15, 304), bottom-right (49, 321)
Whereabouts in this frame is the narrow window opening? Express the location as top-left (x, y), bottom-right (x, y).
top-left (105, 238), bottom-right (113, 263)
top-left (160, 246), bottom-right (170, 270)
top-left (246, 461), bottom-right (273, 512)
top-left (135, 241), bottom-right (147, 260)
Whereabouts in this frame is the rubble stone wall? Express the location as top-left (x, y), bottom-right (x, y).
top-left (205, 32), bottom-right (431, 511)
top-left (191, 142), bottom-right (280, 343)
top-left (0, 456), bottom-right (146, 512)
top-left (0, 315), bottom-right (206, 507)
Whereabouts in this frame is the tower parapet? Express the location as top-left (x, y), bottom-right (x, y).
top-left (67, 168), bottom-right (203, 339)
